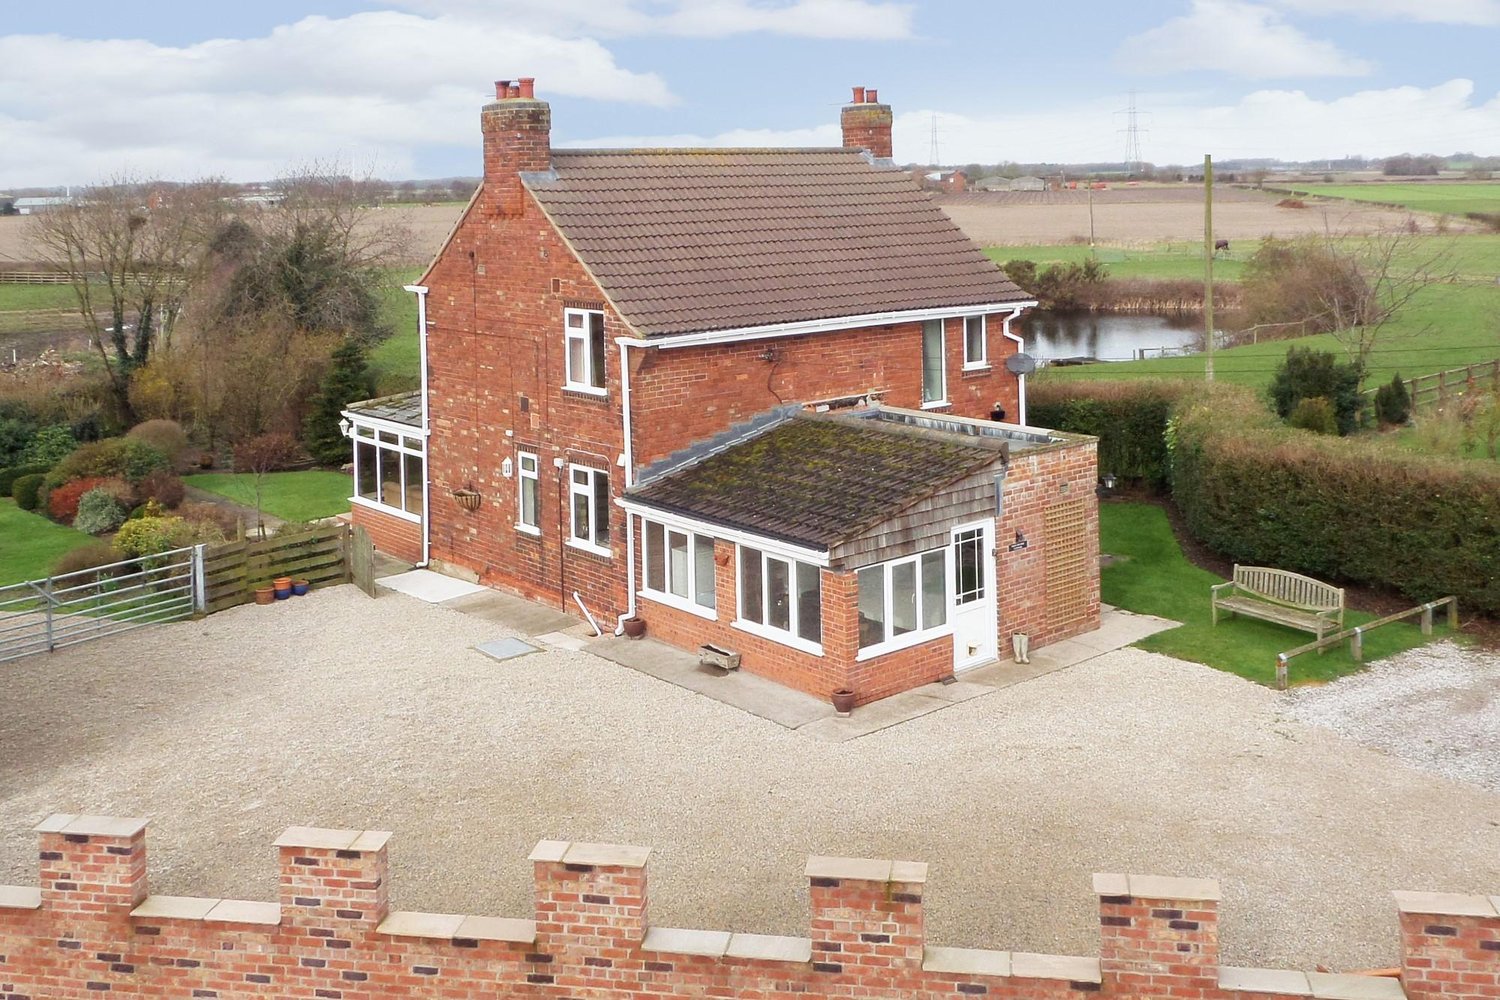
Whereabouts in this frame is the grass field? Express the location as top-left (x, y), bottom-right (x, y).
top-left (1100, 502), bottom-right (1441, 685)
top-left (0, 283), bottom-right (86, 311)
top-left (0, 499), bottom-right (92, 585)
top-left (1289, 182), bottom-right (1500, 218)
top-left (987, 243), bottom-right (1249, 282)
top-left (367, 267), bottom-right (424, 393)
top-left (185, 471), bottom-right (351, 523)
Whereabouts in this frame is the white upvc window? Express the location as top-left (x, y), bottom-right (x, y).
top-left (564, 307), bottom-right (607, 393)
top-left (921, 319), bottom-right (947, 407)
top-left (642, 519), bottom-right (717, 617)
top-left (856, 549), bottom-right (949, 659)
top-left (352, 425), bottom-right (424, 522)
top-left (516, 451), bottom-right (540, 534)
top-left (736, 544), bottom-right (822, 653)
top-left (568, 465), bottom-right (611, 554)
top-left (963, 315), bottom-right (988, 369)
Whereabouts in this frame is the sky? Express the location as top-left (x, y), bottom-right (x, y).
top-left (1, 0), bottom-right (1498, 187)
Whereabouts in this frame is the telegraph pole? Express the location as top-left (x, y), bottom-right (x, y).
top-left (1203, 153), bottom-right (1215, 383)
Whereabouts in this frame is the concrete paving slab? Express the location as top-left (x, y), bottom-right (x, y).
top-left (379, 570), bottom-right (488, 604)
top-left (536, 631), bottom-right (591, 652)
top-left (440, 590), bottom-right (580, 636)
top-left (798, 689), bottom-right (969, 742)
top-left (474, 638), bottom-right (541, 663)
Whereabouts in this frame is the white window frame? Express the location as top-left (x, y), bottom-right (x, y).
top-left (733, 544), bottom-right (823, 656)
top-left (855, 549), bottom-right (952, 661)
top-left (567, 464), bottom-right (612, 556)
top-left (921, 318), bottom-right (948, 408)
top-left (564, 307), bottom-right (607, 395)
top-left (962, 314), bottom-right (989, 370)
top-left (516, 451), bottom-right (540, 535)
top-left (350, 423), bottom-right (424, 523)
top-left (640, 518), bottom-right (718, 620)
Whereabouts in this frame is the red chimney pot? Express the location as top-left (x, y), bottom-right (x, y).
top-left (519, 77), bottom-right (535, 99)
top-left (866, 88), bottom-right (878, 103)
top-left (852, 86), bottom-right (865, 104)
top-left (496, 80), bottom-right (511, 99)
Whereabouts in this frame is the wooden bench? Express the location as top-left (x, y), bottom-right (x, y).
top-left (1210, 565), bottom-right (1344, 650)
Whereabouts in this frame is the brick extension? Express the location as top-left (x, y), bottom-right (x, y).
top-left (2, 816), bottom-right (1493, 1000)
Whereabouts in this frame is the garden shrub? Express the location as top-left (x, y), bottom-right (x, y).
top-left (1374, 373), bottom-right (1412, 426)
top-left (1267, 347), bottom-right (1363, 435)
top-left (1168, 385), bottom-right (1500, 615)
top-left (0, 463), bottom-right (49, 497)
top-left (12, 473), bottom-right (45, 511)
top-left (1028, 379), bottom-right (1192, 489)
top-left (43, 437), bottom-right (170, 493)
top-left (1288, 396), bottom-right (1338, 435)
top-left (74, 487), bottom-right (129, 535)
top-left (113, 516), bottom-right (198, 558)
top-left (52, 541), bottom-right (123, 581)
top-left (178, 500), bottom-right (240, 538)
top-left (138, 469), bottom-right (186, 509)
top-left (126, 419), bottom-right (190, 468)
top-left (21, 424), bottom-right (77, 467)
top-left (47, 476), bottom-right (110, 522)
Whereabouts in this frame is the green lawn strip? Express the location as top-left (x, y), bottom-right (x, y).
top-left (0, 499), bottom-right (94, 586)
top-left (367, 267), bottom-right (424, 393)
top-left (184, 471), bottom-right (351, 523)
top-left (985, 244), bottom-right (1247, 282)
top-left (1099, 502), bottom-right (1441, 686)
top-left (0, 283), bottom-right (88, 312)
top-left (1276, 183), bottom-right (1500, 218)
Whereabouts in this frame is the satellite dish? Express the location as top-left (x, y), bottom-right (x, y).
top-left (1005, 353), bottom-right (1038, 376)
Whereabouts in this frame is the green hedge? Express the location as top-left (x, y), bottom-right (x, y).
top-left (0, 463), bottom-right (50, 497)
top-left (1029, 380), bottom-right (1191, 489)
top-left (1169, 387), bottom-right (1500, 615)
top-left (12, 473), bottom-right (45, 511)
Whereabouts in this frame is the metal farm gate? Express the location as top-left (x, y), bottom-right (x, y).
top-left (0, 546), bottom-right (204, 664)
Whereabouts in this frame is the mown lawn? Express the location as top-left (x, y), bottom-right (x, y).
top-left (0, 283), bottom-right (87, 311)
top-left (1099, 502), bottom-right (1443, 686)
top-left (0, 499), bottom-right (93, 585)
top-left (184, 472), bottom-right (351, 523)
top-left (986, 243), bottom-right (1248, 282)
top-left (1287, 182), bottom-right (1500, 218)
top-left (367, 267), bottom-right (424, 393)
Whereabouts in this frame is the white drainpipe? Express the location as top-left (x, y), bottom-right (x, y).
top-left (1001, 306), bottom-right (1028, 426)
top-left (405, 283), bottom-right (431, 566)
top-left (614, 338), bottom-right (643, 634)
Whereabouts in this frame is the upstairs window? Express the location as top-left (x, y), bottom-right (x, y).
top-left (963, 315), bottom-right (987, 369)
top-left (565, 308), bottom-right (606, 392)
top-left (921, 319), bottom-right (946, 406)
top-left (569, 465), bottom-right (611, 554)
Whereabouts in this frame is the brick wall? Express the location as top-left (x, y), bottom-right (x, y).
top-left (3, 815), bottom-right (1488, 1000)
top-left (348, 504), bottom-right (422, 565)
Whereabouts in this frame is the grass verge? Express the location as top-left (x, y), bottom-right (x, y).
top-left (1100, 501), bottom-right (1444, 685)
top-left (184, 471), bottom-right (351, 523)
top-left (0, 283), bottom-right (87, 311)
top-left (0, 499), bottom-right (93, 585)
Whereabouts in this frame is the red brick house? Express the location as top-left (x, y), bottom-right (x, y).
top-left (345, 80), bottom-right (1099, 706)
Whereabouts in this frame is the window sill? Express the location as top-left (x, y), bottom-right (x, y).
top-left (961, 363), bottom-right (992, 374)
top-left (515, 524), bottom-right (541, 538)
top-left (731, 619), bottom-right (823, 657)
top-left (855, 625), bottom-right (953, 662)
top-left (920, 400), bottom-right (951, 411)
top-left (562, 384), bottom-right (609, 399)
top-left (639, 589), bottom-right (718, 621)
top-left (351, 495), bottom-right (422, 523)
top-left (566, 538), bottom-right (613, 559)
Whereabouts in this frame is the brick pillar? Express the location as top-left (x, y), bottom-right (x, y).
top-left (481, 79), bottom-right (551, 216)
top-left (1095, 873), bottom-right (1220, 998)
top-left (840, 88), bottom-right (893, 159)
top-left (532, 840), bottom-right (650, 959)
top-left (1394, 891), bottom-right (1500, 1000)
top-left (35, 813), bottom-right (148, 916)
top-left (819, 569), bottom-right (860, 696)
top-left (274, 826), bottom-right (391, 931)
top-left (807, 856), bottom-right (926, 975)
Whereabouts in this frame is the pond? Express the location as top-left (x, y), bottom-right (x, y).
top-left (1022, 310), bottom-right (1242, 362)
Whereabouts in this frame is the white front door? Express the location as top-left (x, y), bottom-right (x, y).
top-left (951, 521), bottom-right (997, 671)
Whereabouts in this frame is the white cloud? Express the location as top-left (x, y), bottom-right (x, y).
top-left (1269, 0), bottom-right (1500, 24)
top-left (390, 0), bottom-right (916, 39)
top-left (1116, 0), bottom-right (1374, 78)
top-left (569, 80), bottom-right (1500, 166)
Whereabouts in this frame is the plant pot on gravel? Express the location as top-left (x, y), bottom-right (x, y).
top-left (622, 616), bottom-right (646, 639)
top-left (273, 576), bottom-right (293, 600)
top-left (831, 689), bottom-right (857, 716)
top-left (254, 585), bottom-right (275, 606)
top-left (291, 579), bottom-right (311, 596)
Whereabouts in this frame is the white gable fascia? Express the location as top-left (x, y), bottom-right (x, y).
top-left (643, 301), bottom-right (1038, 350)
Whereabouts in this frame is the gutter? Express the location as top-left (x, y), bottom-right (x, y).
top-left (646, 301), bottom-right (1039, 350)
top-left (404, 283), bottom-right (431, 567)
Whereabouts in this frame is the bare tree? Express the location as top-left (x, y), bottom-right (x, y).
top-left (1321, 229), bottom-right (1456, 373)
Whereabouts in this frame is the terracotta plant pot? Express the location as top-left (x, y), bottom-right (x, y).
top-left (254, 586), bottom-right (275, 606)
top-left (291, 579), bottom-right (311, 596)
top-left (622, 617), bottom-right (646, 639)
top-left (831, 689), bottom-right (857, 716)
top-left (273, 576), bottom-right (293, 600)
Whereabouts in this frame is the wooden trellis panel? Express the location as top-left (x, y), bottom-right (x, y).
top-left (1044, 498), bottom-right (1091, 634)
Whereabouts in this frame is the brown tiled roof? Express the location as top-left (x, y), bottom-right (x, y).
top-left (626, 415), bottom-right (1001, 550)
top-left (524, 149), bottom-right (1029, 338)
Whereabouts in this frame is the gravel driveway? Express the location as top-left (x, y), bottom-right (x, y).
top-left (2, 586), bottom-right (1497, 971)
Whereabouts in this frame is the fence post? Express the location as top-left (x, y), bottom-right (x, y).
top-left (1350, 627), bottom-right (1363, 663)
top-left (1420, 603), bottom-right (1434, 636)
top-left (191, 544), bottom-right (207, 613)
top-left (1446, 597), bottom-right (1458, 629)
top-left (1275, 654), bottom-right (1288, 691)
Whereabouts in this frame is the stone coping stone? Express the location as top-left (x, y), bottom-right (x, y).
top-left (0, 885), bottom-right (42, 909)
top-left (1391, 890), bottom-right (1498, 918)
top-left (923, 946), bottom-right (1012, 978)
top-left (1219, 967), bottom-right (1314, 996)
top-left (378, 911), bottom-right (466, 939)
top-left (1127, 874), bottom-right (1221, 902)
top-left (204, 899), bottom-right (281, 926)
top-left (642, 927), bottom-right (733, 958)
top-left (725, 933), bottom-right (813, 963)
top-left (804, 856), bottom-right (927, 884)
top-left (1010, 952), bottom-right (1102, 983)
top-left (456, 915), bottom-right (536, 943)
top-left (34, 814), bottom-right (147, 839)
top-left (1307, 973), bottom-right (1406, 1000)
top-left (273, 826), bottom-right (392, 852)
top-left (561, 842), bottom-right (651, 868)
top-left (131, 895), bottom-right (221, 921)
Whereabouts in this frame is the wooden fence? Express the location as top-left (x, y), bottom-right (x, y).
top-left (202, 523), bottom-right (358, 613)
top-left (1274, 596), bottom-right (1457, 689)
top-left (1364, 359), bottom-right (1500, 411)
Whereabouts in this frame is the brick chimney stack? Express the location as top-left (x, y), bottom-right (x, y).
top-left (482, 77), bottom-right (550, 214)
top-left (840, 85), bottom-right (893, 159)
